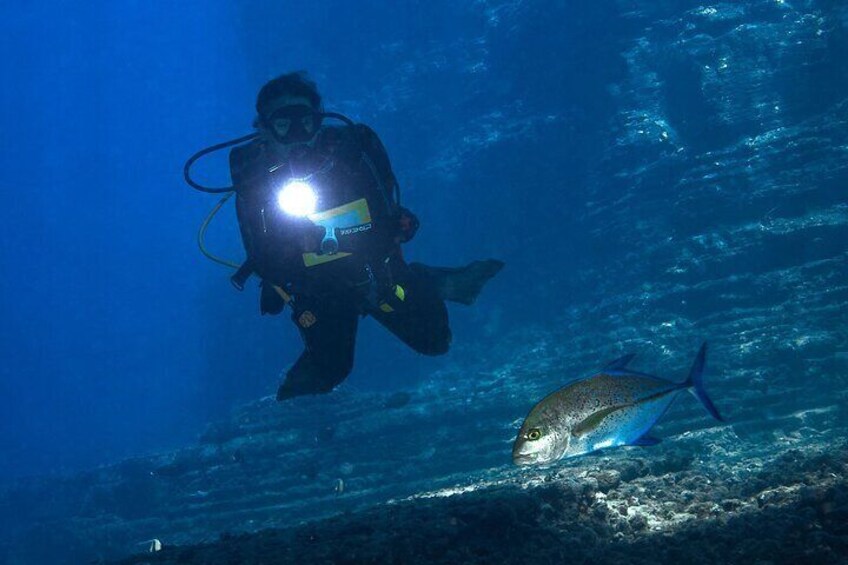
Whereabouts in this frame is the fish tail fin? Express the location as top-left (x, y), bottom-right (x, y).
top-left (685, 342), bottom-right (725, 422)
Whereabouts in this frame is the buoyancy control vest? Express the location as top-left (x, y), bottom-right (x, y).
top-left (229, 124), bottom-right (401, 295)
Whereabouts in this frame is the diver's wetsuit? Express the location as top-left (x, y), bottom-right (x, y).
top-left (229, 124), bottom-right (450, 400)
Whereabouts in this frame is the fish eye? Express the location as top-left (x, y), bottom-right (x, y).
top-left (527, 428), bottom-right (542, 441)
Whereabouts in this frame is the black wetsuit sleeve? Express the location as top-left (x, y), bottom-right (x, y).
top-left (230, 145), bottom-right (262, 263)
top-left (353, 124), bottom-right (422, 245)
top-left (355, 124), bottom-right (401, 218)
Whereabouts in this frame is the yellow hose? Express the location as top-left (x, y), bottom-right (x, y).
top-left (197, 192), bottom-right (241, 269)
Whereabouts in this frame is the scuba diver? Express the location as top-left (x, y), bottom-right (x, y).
top-left (185, 71), bottom-right (503, 401)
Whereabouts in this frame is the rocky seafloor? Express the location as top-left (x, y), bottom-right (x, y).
top-left (120, 420), bottom-right (848, 565)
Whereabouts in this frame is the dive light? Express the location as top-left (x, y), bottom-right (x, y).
top-left (276, 180), bottom-right (318, 217)
top-left (275, 179), bottom-right (338, 254)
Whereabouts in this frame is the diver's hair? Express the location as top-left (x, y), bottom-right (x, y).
top-left (255, 71), bottom-right (322, 119)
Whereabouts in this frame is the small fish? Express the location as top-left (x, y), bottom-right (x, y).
top-left (512, 342), bottom-right (723, 465)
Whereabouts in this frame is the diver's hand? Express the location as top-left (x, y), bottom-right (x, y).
top-left (396, 207), bottom-right (419, 243)
top-left (302, 223), bottom-right (325, 253)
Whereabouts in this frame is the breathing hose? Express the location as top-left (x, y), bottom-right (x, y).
top-left (197, 192), bottom-right (240, 269)
top-left (183, 131), bottom-right (261, 271)
top-left (183, 132), bottom-right (259, 193)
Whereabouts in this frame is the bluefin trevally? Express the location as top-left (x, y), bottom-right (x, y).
top-left (512, 342), bottom-right (723, 465)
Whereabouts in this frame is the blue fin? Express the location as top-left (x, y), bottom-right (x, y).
top-left (603, 353), bottom-right (636, 371)
top-left (631, 436), bottom-right (661, 447)
top-left (685, 342), bottom-right (725, 422)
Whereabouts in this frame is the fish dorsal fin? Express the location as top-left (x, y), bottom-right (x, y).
top-left (572, 403), bottom-right (632, 438)
top-left (605, 368), bottom-right (662, 379)
top-left (603, 353), bottom-right (636, 371)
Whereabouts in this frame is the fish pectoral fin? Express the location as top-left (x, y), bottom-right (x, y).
top-left (572, 404), bottom-right (633, 438)
top-left (630, 435), bottom-right (662, 447)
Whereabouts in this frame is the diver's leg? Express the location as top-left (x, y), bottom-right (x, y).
top-left (276, 295), bottom-right (359, 401)
top-left (372, 266), bottom-right (452, 356)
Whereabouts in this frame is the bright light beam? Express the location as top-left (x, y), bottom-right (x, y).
top-left (277, 180), bottom-right (317, 217)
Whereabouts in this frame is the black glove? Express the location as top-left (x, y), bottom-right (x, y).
top-left (260, 280), bottom-right (287, 316)
top-left (396, 207), bottom-right (419, 243)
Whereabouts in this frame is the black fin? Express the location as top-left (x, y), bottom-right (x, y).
top-left (260, 282), bottom-right (287, 316)
top-left (411, 259), bottom-right (504, 305)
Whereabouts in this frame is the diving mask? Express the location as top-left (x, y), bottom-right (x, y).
top-left (265, 104), bottom-right (322, 144)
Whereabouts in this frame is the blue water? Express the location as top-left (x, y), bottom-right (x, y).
top-left (0, 1), bottom-right (623, 480)
top-left (1, 1), bottom-right (847, 563)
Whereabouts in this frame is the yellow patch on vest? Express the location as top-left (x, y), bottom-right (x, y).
top-left (302, 198), bottom-right (372, 267)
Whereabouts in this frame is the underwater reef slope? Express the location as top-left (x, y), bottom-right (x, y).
top-left (118, 426), bottom-right (848, 565)
top-left (1, 323), bottom-right (846, 564)
top-left (2, 0), bottom-right (848, 563)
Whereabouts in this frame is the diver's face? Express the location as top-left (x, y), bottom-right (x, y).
top-left (264, 95), bottom-right (319, 146)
